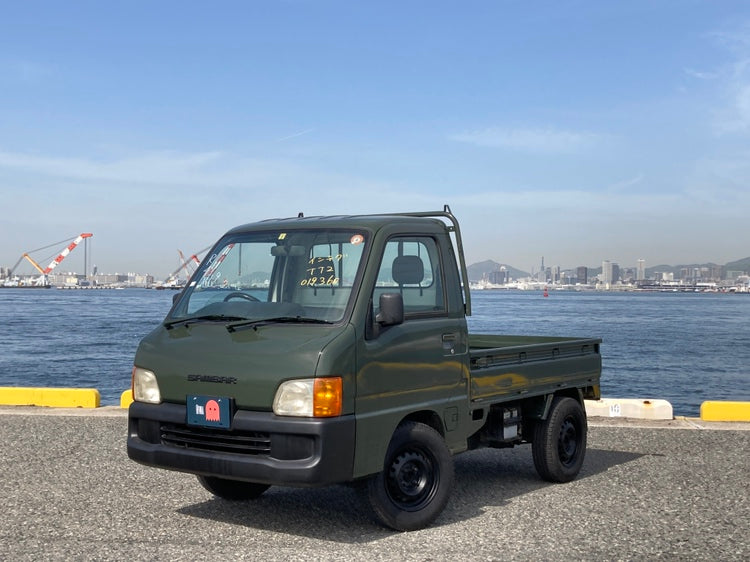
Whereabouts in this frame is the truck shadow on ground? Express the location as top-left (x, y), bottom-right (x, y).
top-left (176, 445), bottom-right (644, 542)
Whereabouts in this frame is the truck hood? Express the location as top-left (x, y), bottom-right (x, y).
top-left (134, 322), bottom-right (350, 410)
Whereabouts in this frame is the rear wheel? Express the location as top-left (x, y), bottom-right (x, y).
top-left (197, 475), bottom-right (270, 500)
top-left (532, 396), bottom-right (587, 482)
top-left (367, 421), bottom-right (454, 531)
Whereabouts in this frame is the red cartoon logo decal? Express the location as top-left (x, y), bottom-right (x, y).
top-left (205, 399), bottom-right (221, 422)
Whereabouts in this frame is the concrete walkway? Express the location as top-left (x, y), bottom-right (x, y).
top-left (0, 407), bottom-right (748, 560)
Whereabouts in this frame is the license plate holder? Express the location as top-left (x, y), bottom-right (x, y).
top-left (186, 395), bottom-right (232, 429)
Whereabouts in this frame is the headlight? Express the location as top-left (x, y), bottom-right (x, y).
top-left (273, 377), bottom-right (342, 417)
top-left (132, 366), bottom-right (162, 404)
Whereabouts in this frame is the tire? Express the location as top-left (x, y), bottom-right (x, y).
top-left (197, 475), bottom-right (270, 500)
top-left (532, 396), bottom-right (587, 483)
top-left (367, 421), bottom-right (454, 531)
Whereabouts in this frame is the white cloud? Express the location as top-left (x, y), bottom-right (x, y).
top-left (0, 146), bottom-right (433, 224)
top-left (604, 174), bottom-right (645, 192)
top-left (704, 22), bottom-right (750, 134)
top-left (0, 149), bottom-right (232, 188)
top-left (0, 58), bottom-right (54, 82)
top-left (734, 84), bottom-right (750, 128)
top-left (0, 146), bottom-right (421, 274)
top-left (684, 67), bottom-right (718, 80)
top-left (449, 127), bottom-right (604, 154)
top-left (275, 129), bottom-right (315, 142)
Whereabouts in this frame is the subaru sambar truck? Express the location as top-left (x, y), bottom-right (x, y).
top-left (127, 206), bottom-right (602, 531)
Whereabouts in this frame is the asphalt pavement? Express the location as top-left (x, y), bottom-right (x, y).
top-left (0, 407), bottom-right (747, 561)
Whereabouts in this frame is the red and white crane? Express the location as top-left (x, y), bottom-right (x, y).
top-left (4, 233), bottom-right (93, 286)
top-left (161, 246), bottom-right (210, 287)
top-left (42, 233), bottom-right (93, 274)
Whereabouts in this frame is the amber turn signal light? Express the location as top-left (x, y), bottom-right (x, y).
top-left (313, 377), bottom-right (343, 417)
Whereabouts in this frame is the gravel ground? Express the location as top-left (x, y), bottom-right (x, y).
top-left (0, 409), bottom-right (747, 561)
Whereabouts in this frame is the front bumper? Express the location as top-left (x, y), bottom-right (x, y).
top-left (127, 401), bottom-right (355, 486)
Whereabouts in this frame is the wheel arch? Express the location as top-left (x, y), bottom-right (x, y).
top-left (399, 409), bottom-right (445, 437)
top-left (559, 387), bottom-right (586, 407)
top-left (521, 390), bottom-right (587, 441)
top-left (353, 408), bottom-right (446, 479)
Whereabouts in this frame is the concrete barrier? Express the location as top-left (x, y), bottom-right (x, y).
top-left (584, 398), bottom-right (673, 420)
top-left (0, 387), bottom-right (100, 409)
top-left (1, 386), bottom-right (745, 424)
top-left (700, 401), bottom-right (750, 422)
top-left (120, 389), bottom-right (133, 409)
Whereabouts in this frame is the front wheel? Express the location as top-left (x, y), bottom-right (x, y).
top-left (367, 421), bottom-right (454, 531)
top-left (197, 475), bottom-right (270, 500)
top-left (532, 396), bottom-right (587, 483)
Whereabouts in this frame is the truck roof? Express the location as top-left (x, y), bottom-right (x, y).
top-left (225, 212), bottom-right (450, 235)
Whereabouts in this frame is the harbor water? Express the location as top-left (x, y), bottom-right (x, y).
top-left (0, 288), bottom-right (748, 416)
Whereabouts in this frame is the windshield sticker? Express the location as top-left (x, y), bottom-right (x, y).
top-left (278, 233), bottom-right (287, 240)
top-left (200, 244), bottom-right (234, 286)
top-left (301, 256), bottom-right (339, 287)
top-left (350, 234), bottom-right (364, 245)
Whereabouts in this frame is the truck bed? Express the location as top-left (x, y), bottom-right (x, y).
top-left (468, 334), bottom-right (602, 403)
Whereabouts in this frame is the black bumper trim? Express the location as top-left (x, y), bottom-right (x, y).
top-left (127, 401), bottom-right (355, 486)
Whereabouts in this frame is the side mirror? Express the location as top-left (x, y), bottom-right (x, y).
top-left (375, 293), bottom-right (404, 327)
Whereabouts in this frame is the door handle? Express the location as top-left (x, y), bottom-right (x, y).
top-left (442, 333), bottom-right (457, 354)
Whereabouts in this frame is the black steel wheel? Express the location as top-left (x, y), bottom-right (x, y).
top-left (197, 475), bottom-right (270, 500)
top-left (367, 421), bottom-right (454, 531)
top-left (532, 396), bottom-right (587, 482)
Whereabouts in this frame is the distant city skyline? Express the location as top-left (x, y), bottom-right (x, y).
top-left (5, 249), bottom-right (748, 285)
top-left (467, 253), bottom-right (748, 277)
top-left (2, 3), bottom-right (750, 275)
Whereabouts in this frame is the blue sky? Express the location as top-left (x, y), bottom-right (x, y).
top-left (1, 1), bottom-right (749, 277)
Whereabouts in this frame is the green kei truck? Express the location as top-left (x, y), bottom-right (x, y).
top-left (127, 206), bottom-right (602, 531)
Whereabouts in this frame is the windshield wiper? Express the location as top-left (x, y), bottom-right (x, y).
top-left (226, 316), bottom-right (333, 333)
top-left (164, 315), bottom-right (248, 330)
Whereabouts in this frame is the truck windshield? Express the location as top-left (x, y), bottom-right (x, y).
top-left (169, 229), bottom-right (368, 325)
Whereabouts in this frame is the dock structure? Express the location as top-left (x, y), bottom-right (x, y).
top-left (0, 407), bottom-right (747, 560)
top-left (4, 387), bottom-right (748, 422)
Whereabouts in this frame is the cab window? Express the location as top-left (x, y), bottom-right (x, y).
top-left (373, 236), bottom-right (445, 316)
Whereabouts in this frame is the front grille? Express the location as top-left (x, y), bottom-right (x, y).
top-left (160, 423), bottom-right (271, 455)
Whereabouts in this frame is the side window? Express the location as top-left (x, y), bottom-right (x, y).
top-left (374, 236), bottom-right (445, 316)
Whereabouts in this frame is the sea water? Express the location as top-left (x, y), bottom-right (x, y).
top-left (0, 288), bottom-right (748, 415)
top-left (469, 289), bottom-right (750, 415)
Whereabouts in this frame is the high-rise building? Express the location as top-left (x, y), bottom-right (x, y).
top-left (601, 261), bottom-right (620, 285)
top-left (637, 259), bottom-right (646, 281)
top-left (551, 265), bottom-right (560, 283)
top-left (489, 267), bottom-right (508, 285)
top-left (576, 266), bottom-right (588, 284)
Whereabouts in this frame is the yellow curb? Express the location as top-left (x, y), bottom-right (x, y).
top-left (0, 387), bottom-right (100, 409)
top-left (700, 401), bottom-right (750, 422)
top-left (120, 389), bottom-right (134, 409)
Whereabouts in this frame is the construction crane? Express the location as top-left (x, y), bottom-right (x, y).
top-left (9, 253), bottom-right (46, 276)
top-left (4, 233), bottom-right (93, 286)
top-left (177, 249), bottom-right (201, 277)
top-left (160, 245), bottom-right (211, 288)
